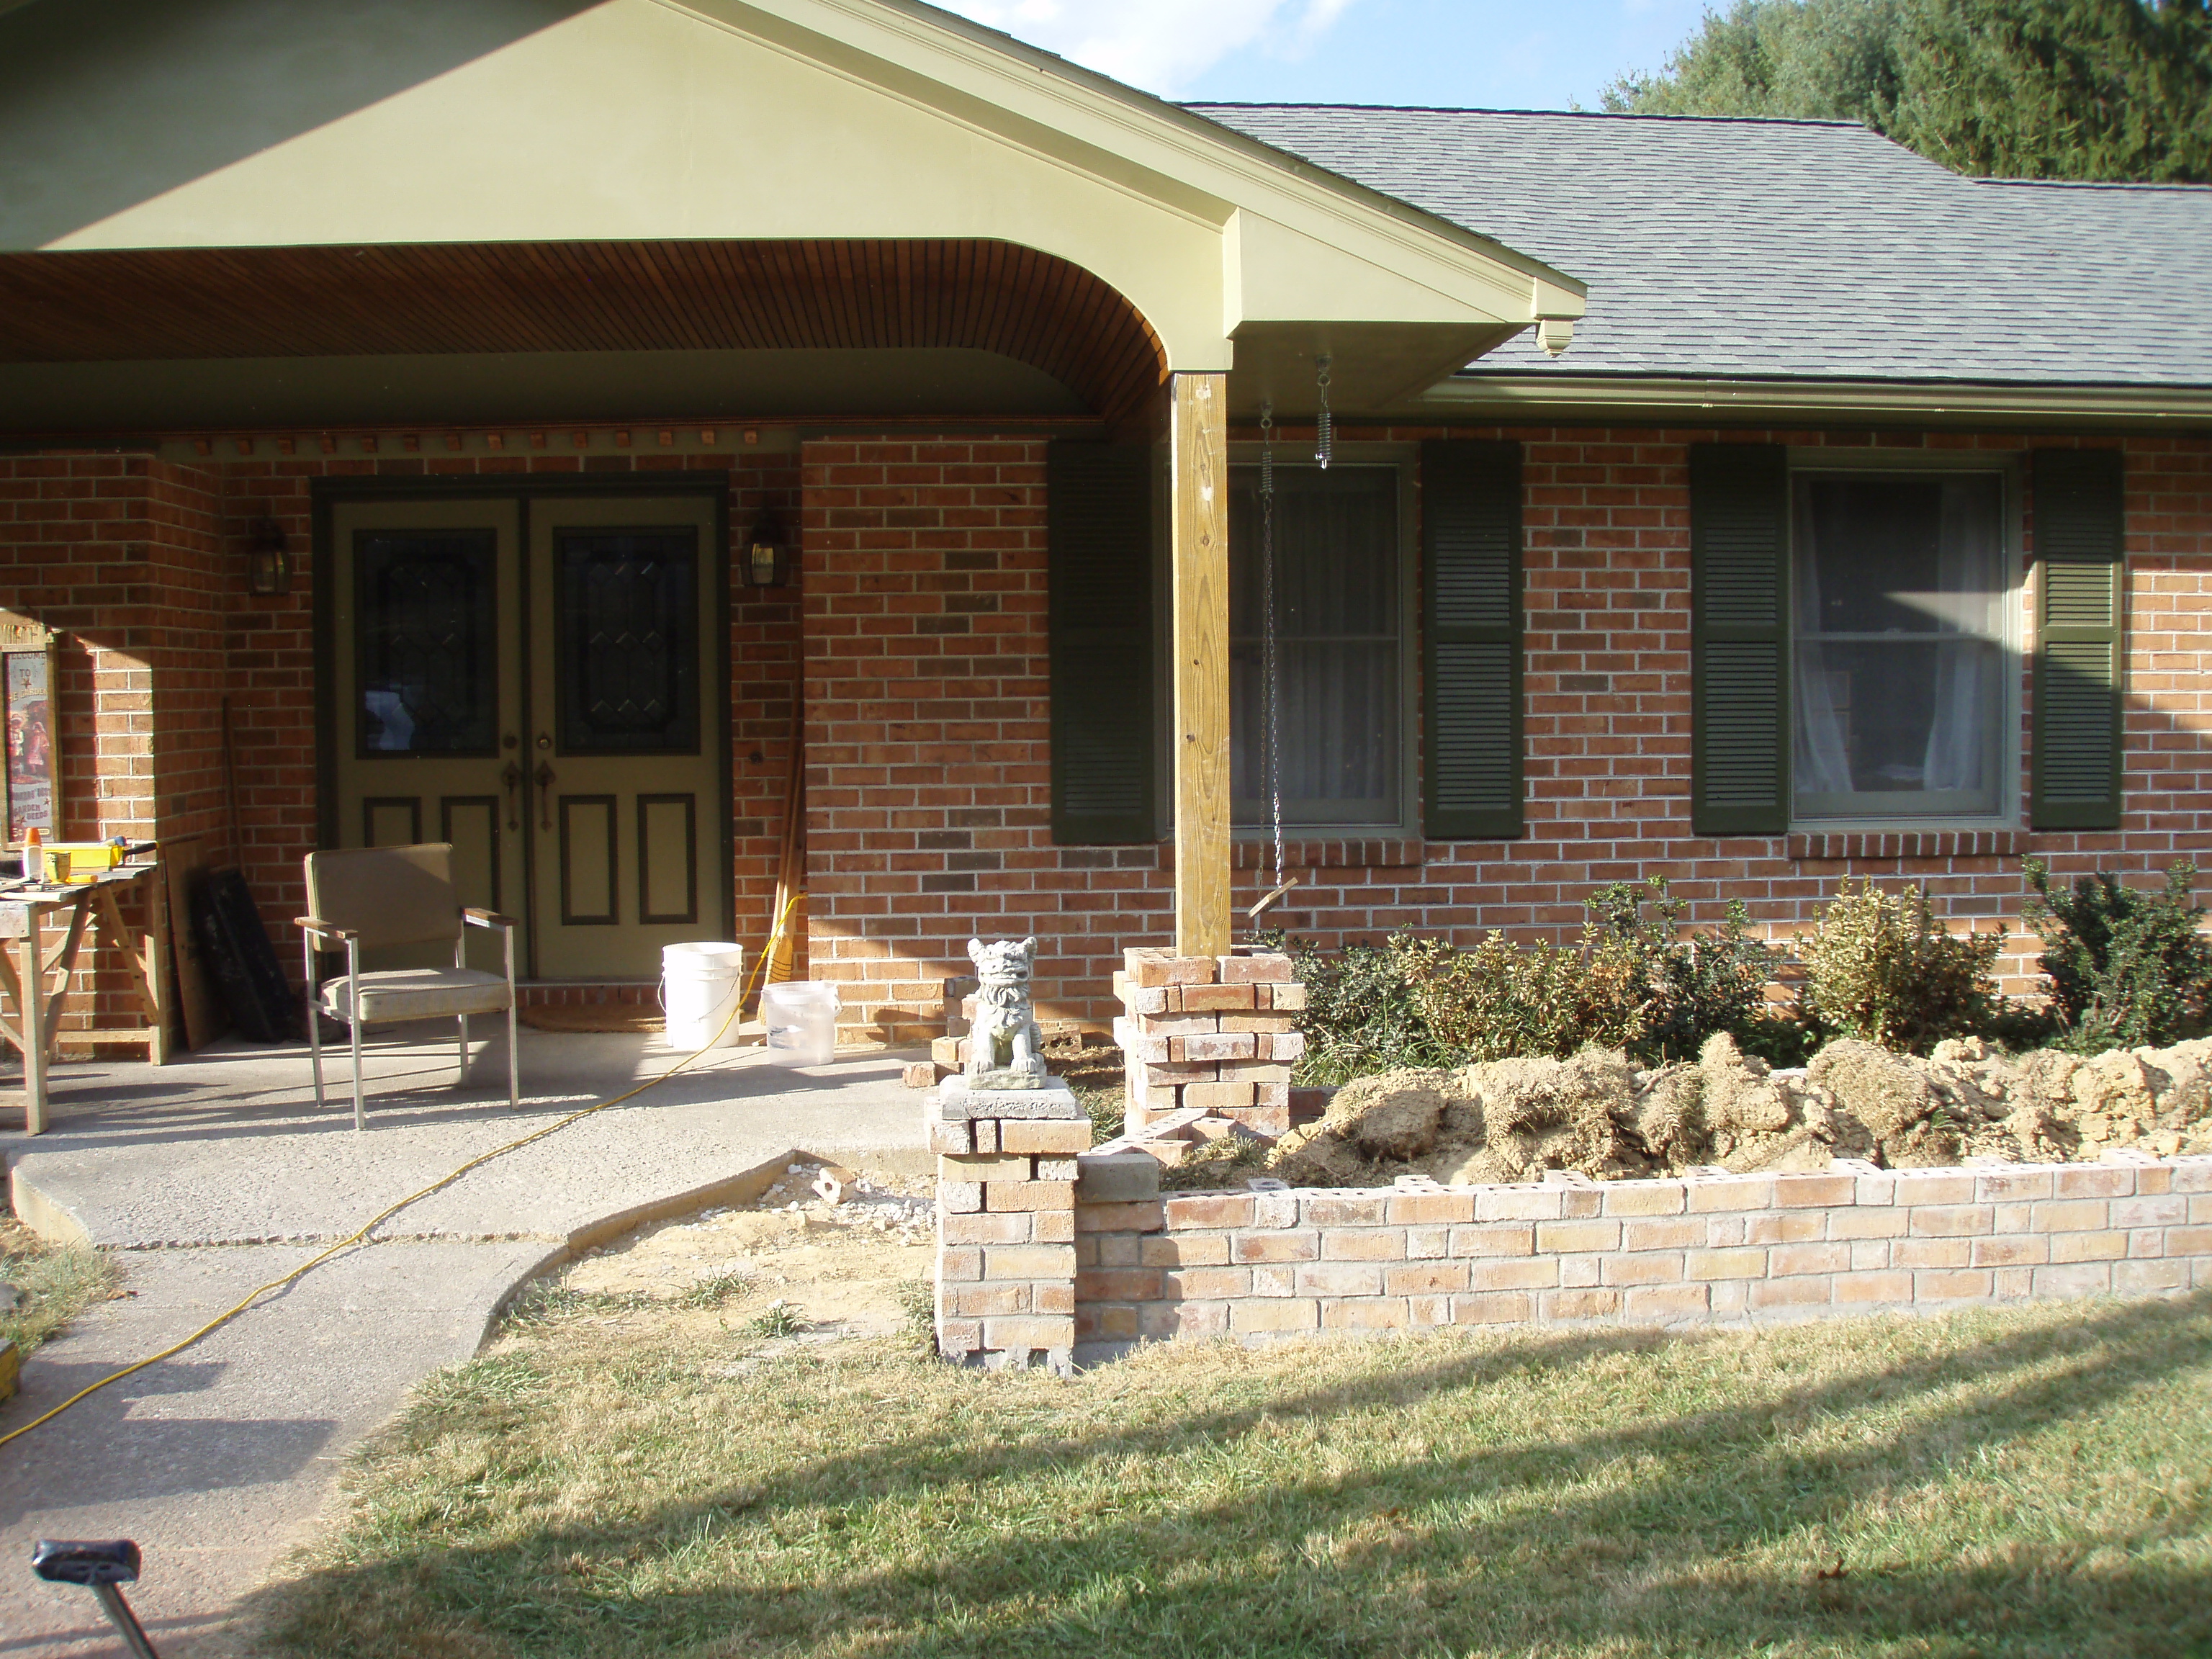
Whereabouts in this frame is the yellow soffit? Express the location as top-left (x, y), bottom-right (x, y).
top-left (22, 0), bottom-right (1586, 374)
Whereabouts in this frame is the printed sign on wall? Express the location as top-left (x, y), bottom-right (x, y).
top-left (0, 610), bottom-right (60, 845)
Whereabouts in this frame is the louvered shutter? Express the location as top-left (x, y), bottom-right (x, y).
top-left (1422, 439), bottom-right (1523, 839)
top-left (1690, 443), bottom-right (1790, 835)
top-left (1048, 443), bottom-right (1155, 844)
top-left (2031, 449), bottom-right (2126, 830)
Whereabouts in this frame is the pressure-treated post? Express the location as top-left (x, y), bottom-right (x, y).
top-left (1171, 371), bottom-right (1230, 959)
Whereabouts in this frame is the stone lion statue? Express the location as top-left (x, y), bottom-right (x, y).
top-left (966, 935), bottom-right (1046, 1086)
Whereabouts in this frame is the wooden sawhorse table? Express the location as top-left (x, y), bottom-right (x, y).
top-left (1, 858), bottom-right (171, 1133)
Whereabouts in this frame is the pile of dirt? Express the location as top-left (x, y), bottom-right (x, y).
top-left (1269, 1035), bottom-right (2212, 1186)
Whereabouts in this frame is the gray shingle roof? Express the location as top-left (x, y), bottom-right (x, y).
top-left (1190, 105), bottom-right (2212, 388)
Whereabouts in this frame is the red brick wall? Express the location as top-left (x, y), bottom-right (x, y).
top-left (802, 428), bottom-right (2211, 1034)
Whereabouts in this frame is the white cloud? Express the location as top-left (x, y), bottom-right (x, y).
top-left (938, 0), bottom-right (1359, 96)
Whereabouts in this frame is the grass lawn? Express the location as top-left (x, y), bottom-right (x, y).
top-left (1, 1210), bottom-right (119, 1359)
top-left (256, 1293), bottom-right (2212, 1659)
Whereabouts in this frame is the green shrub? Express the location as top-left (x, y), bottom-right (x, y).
top-left (1283, 932), bottom-right (1455, 1084)
top-left (1400, 927), bottom-right (1649, 1064)
top-left (2023, 858), bottom-right (2212, 1053)
top-left (1798, 880), bottom-right (2003, 1053)
top-left (1586, 878), bottom-right (1781, 1064)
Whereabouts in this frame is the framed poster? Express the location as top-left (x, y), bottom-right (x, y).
top-left (0, 609), bottom-right (60, 845)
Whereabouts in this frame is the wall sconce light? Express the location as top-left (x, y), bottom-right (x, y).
top-left (743, 507), bottom-right (789, 588)
top-left (246, 519), bottom-right (292, 596)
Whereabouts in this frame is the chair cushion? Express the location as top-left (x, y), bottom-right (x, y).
top-left (320, 968), bottom-right (513, 1024)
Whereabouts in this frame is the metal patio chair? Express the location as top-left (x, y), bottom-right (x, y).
top-left (297, 844), bottom-right (518, 1130)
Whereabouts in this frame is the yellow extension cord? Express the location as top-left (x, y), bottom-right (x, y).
top-left (0, 894), bottom-right (801, 1452)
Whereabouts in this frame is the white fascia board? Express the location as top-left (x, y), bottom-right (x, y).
top-left (689, 0), bottom-right (1588, 327)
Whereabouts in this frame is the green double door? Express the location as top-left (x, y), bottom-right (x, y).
top-left (328, 487), bottom-right (727, 979)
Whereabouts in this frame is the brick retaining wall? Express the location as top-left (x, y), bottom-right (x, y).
top-left (1054, 1153), bottom-right (2212, 1362)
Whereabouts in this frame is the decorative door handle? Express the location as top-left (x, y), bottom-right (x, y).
top-left (534, 760), bottom-right (556, 831)
top-left (501, 762), bottom-right (523, 831)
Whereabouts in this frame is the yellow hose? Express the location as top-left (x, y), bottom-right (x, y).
top-left (0, 893), bottom-right (801, 1452)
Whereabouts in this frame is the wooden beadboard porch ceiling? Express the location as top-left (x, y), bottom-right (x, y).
top-left (0, 238), bottom-right (1168, 423)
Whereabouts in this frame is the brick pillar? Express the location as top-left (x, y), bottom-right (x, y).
top-left (1112, 945), bottom-right (1306, 1136)
top-left (930, 1085), bottom-right (1087, 1373)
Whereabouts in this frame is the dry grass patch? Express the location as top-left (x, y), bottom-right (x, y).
top-left (1, 1210), bottom-right (120, 1359)
top-left (254, 1295), bottom-right (2212, 1658)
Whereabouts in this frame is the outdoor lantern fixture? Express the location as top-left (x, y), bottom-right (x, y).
top-left (246, 519), bottom-right (292, 596)
top-left (743, 507), bottom-right (789, 588)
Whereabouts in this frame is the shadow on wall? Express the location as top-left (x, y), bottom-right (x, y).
top-left (235, 1292), bottom-right (2212, 1655)
top-left (0, 0), bottom-right (593, 248)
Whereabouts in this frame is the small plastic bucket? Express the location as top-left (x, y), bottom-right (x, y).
top-left (661, 942), bottom-right (746, 1049)
top-left (760, 980), bottom-right (842, 1066)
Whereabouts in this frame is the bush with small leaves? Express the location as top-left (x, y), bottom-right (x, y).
top-left (2024, 858), bottom-right (2212, 1053)
top-left (1799, 880), bottom-right (2003, 1054)
top-left (1586, 878), bottom-right (1782, 1064)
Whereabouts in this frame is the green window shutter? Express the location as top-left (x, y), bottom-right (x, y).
top-left (1422, 439), bottom-right (1523, 840)
top-left (1690, 442), bottom-right (1790, 835)
top-left (1048, 442), bottom-right (1154, 844)
top-left (2031, 448), bottom-right (2126, 830)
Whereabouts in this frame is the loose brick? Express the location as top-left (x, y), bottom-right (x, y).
top-left (1388, 1193), bottom-right (1477, 1225)
top-left (1295, 1262), bottom-right (1385, 1297)
top-left (1537, 1219), bottom-right (1622, 1253)
top-left (1233, 1230), bottom-right (1319, 1263)
top-left (1890, 1173), bottom-right (1975, 1207)
top-left (1230, 1298), bottom-right (1319, 1334)
top-left (1774, 1174), bottom-right (1857, 1208)
top-left (1182, 1082), bottom-right (1256, 1112)
top-left (1322, 1228), bottom-right (1407, 1261)
top-left (1386, 1262), bottom-right (1470, 1295)
top-left (1623, 1285), bottom-right (1710, 1321)
top-left (1476, 1187), bottom-right (1565, 1221)
top-left (1180, 983), bottom-right (1258, 1012)
top-left (1127, 951), bottom-right (1215, 987)
top-left (1321, 1298), bottom-right (1410, 1329)
top-left (988, 1180), bottom-right (1076, 1212)
top-left (1603, 1180), bottom-right (1688, 1217)
top-left (2049, 1229), bottom-right (2128, 1263)
top-left (984, 1244), bottom-right (1076, 1279)
top-left (1908, 1205), bottom-right (1995, 1238)
top-left (1686, 1247), bottom-right (1767, 1280)
top-left (1603, 1251), bottom-right (1684, 1285)
top-left (1971, 1235), bottom-right (2048, 1268)
top-left (1164, 1194), bottom-right (1254, 1229)
top-left (2054, 1166), bottom-right (2134, 1199)
top-left (1305, 1195), bottom-right (1388, 1226)
top-left (1913, 1269), bottom-right (1994, 1302)
top-left (1220, 952), bottom-right (1294, 983)
top-left (1002, 1120), bottom-right (1092, 1155)
top-left (1265, 982), bottom-right (1309, 1011)
top-left (1177, 1032), bottom-right (1257, 1063)
top-left (1452, 1292), bottom-right (1533, 1325)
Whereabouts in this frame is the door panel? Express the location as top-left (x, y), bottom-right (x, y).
top-left (331, 490), bottom-right (725, 980)
top-left (332, 499), bottom-right (522, 973)
top-left (529, 493), bottom-right (724, 978)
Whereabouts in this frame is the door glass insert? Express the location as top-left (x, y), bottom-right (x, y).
top-left (354, 529), bottom-right (500, 756)
top-left (554, 529), bottom-right (701, 755)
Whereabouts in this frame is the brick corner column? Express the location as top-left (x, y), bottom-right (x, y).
top-left (930, 1084), bottom-right (1085, 1375)
top-left (1112, 945), bottom-right (1306, 1136)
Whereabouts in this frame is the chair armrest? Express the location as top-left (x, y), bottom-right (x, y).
top-left (463, 908), bottom-right (518, 930)
top-left (296, 916), bottom-right (359, 942)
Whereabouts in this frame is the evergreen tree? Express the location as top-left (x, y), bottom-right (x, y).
top-left (1602, 0), bottom-right (2212, 182)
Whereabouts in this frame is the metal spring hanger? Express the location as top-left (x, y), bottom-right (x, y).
top-left (1313, 354), bottom-right (1333, 470)
top-left (1248, 398), bottom-right (1299, 929)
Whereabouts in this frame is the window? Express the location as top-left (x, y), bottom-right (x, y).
top-left (1790, 469), bottom-right (2010, 822)
top-left (1227, 462), bottom-right (1408, 830)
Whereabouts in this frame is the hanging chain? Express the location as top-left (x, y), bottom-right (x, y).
top-left (1313, 354), bottom-right (1333, 472)
top-left (1260, 401), bottom-right (1285, 901)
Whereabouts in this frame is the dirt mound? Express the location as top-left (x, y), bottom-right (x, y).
top-left (1265, 1035), bottom-right (2212, 1186)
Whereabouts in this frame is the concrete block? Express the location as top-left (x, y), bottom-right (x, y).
top-left (1076, 1152), bottom-right (1161, 1203)
top-left (940, 1180), bottom-right (984, 1214)
top-left (933, 1085), bottom-right (1084, 1122)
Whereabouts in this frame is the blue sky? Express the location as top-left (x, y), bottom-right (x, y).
top-left (935, 0), bottom-right (1718, 109)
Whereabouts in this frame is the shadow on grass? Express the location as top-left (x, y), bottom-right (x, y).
top-left (249, 1293), bottom-right (2212, 1659)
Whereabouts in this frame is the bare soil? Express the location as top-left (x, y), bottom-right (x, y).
top-left (527, 1157), bottom-right (935, 1342)
top-left (1272, 1034), bottom-right (2212, 1187)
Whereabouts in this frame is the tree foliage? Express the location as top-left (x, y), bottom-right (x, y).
top-left (1602, 0), bottom-right (2212, 182)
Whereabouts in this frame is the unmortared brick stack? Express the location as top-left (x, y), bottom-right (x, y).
top-left (930, 1088), bottom-right (1089, 1372)
top-left (1112, 946), bottom-right (1308, 1137)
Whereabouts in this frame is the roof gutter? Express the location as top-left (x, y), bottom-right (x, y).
top-left (1421, 372), bottom-right (2212, 429)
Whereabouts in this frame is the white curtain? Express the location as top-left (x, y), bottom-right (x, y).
top-left (1791, 492), bottom-right (1856, 795)
top-left (1920, 479), bottom-right (1999, 793)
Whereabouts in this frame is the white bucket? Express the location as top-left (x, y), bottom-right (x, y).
top-left (662, 942), bottom-right (746, 1049)
top-left (760, 980), bottom-right (842, 1067)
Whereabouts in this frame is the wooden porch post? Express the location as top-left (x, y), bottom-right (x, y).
top-left (1171, 371), bottom-right (1230, 958)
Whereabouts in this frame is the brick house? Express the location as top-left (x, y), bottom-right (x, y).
top-left (1, 0), bottom-right (2206, 1045)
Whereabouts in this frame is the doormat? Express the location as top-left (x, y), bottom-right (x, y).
top-left (520, 1006), bottom-right (666, 1034)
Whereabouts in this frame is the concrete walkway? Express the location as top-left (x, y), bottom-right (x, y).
top-left (0, 1028), bottom-right (929, 1656)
